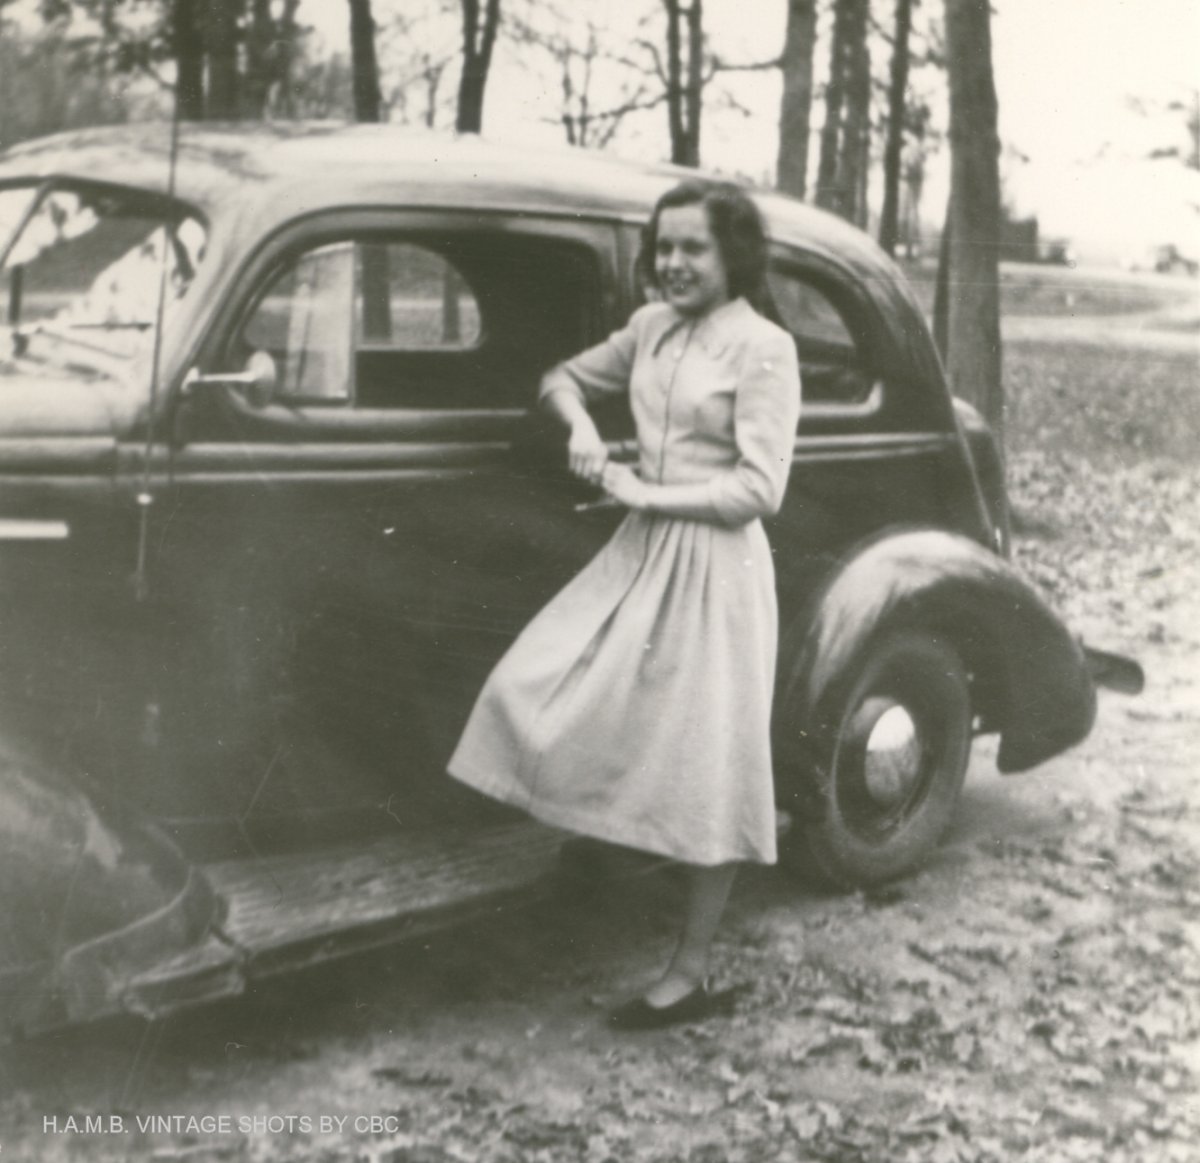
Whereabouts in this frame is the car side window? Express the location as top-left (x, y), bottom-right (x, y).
top-left (765, 269), bottom-right (875, 407)
top-left (235, 234), bottom-right (592, 411)
top-left (240, 241), bottom-right (482, 405)
top-left (242, 241), bottom-right (356, 403)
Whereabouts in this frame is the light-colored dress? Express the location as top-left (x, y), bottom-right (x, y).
top-left (448, 297), bottom-right (801, 865)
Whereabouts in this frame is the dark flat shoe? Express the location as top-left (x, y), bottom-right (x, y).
top-left (607, 983), bottom-right (740, 1031)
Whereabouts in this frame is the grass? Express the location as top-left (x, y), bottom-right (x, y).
top-left (892, 257), bottom-right (1200, 464)
top-left (899, 257), bottom-right (1199, 319)
top-left (996, 271), bottom-right (1172, 318)
top-left (987, 267), bottom-right (1200, 651)
top-left (1005, 339), bottom-right (1200, 465)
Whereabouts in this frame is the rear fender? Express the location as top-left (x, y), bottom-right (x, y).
top-left (0, 743), bottom-right (218, 1034)
top-left (775, 529), bottom-right (1096, 778)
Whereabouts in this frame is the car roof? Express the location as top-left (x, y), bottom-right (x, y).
top-left (0, 122), bottom-right (937, 382)
top-left (0, 121), bottom-right (884, 264)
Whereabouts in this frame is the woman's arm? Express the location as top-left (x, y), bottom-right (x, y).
top-left (538, 308), bottom-right (651, 484)
top-left (544, 384), bottom-right (608, 484)
top-left (602, 465), bottom-right (726, 521)
top-left (704, 329), bottom-right (802, 525)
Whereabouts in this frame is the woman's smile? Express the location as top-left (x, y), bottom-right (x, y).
top-left (654, 204), bottom-right (731, 317)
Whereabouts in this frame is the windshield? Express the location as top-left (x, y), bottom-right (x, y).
top-left (0, 186), bottom-right (37, 248)
top-left (1, 182), bottom-right (207, 373)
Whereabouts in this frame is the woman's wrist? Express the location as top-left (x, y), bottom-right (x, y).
top-left (637, 480), bottom-right (727, 523)
top-left (571, 414), bottom-right (601, 442)
top-left (601, 464), bottom-right (650, 510)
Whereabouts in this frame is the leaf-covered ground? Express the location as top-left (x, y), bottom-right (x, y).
top-left (2, 266), bottom-right (1198, 1163)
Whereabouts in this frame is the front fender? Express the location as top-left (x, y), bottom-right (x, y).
top-left (776, 529), bottom-right (1096, 775)
top-left (0, 740), bottom-right (216, 1033)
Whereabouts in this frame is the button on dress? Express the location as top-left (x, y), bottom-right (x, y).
top-left (448, 297), bottom-right (802, 865)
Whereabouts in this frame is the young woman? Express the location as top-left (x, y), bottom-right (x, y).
top-left (448, 179), bottom-right (801, 1029)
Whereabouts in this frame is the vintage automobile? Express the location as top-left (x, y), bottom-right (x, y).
top-left (0, 123), bottom-right (1140, 1036)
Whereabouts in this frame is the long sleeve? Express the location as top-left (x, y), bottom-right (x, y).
top-left (707, 328), bottom-right (802, 526)
top-left (539, 305), bottom-right (657, 406)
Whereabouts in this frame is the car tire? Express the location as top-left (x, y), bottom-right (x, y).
top-left (785, 629), bottom-right (972, 888)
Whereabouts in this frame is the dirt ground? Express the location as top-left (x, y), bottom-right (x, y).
top-left (2, 266), bottom-right (1198, 1163)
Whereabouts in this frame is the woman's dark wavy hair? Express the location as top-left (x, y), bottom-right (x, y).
top-left (638, 179), bottom-right (769, 307)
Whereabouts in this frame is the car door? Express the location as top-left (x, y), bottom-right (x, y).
top-left (143, 210), bottom-right (624, 852)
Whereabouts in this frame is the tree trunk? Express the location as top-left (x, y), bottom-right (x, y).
top-left (424, 61), bottom-right (444, 128)
top-left (942, 0), bottom-right (1004, 452)
top-left (933, 195), bottom-right (952, 356)
top-left (242, 0), bottom-right (274, 118)
top-left (664, 0), bottom-right (686, 163)
top-left (815, 0), bottom-right (850, 210)
top-left (349, 0), bottom-right (383, 123)
top-left (242, 0), bottom-right (300, 117)
top-left (775, 0), bottom-right (817, 198)
top-left (854, 113), bottom-right (870, 225)
top-left (879, 0), bottom-right (913, 254)
top-left (173, 0), bottom-right (204, 120)
top-left (902, 150), bottom-right (925, 253)
top-left (441, 267), bottom-right (462, 343)
top-left (662, 0), bottom-right (703, 166)
top-left (272, 0), bottom-right (302, 118)
top-left (683, 0), bottom-right (703, 166)
top-left (837, 0), bottom-right (870, 225)
top-left (456, 0), bottom-right (501, 133)
top-left (204, 0), bottom-right (240, 121)
top-left (349, 0), bottom-right (388, 332)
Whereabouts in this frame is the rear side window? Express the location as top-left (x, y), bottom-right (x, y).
top-left (358, 242), bottom-right (481, 349)
top-left (765, 269), bottom-right (874, 406)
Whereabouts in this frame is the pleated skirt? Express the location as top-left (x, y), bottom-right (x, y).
top-left (447, 510), bottom-right (779, 865)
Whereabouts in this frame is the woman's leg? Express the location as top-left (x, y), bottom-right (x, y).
top-left (643, 861), bottom-right (738, 1007)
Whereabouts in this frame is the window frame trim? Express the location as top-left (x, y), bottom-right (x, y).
top-left (241, 238), bottom-right (359, 408)
top-left (189, 207), bottom-right (618, 434)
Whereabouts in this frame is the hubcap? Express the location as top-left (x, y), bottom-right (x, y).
top-left (862, 703), bottom-right (923, 808)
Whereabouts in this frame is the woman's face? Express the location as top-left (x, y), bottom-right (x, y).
top-left (653, 203), bottom-right (731, 317)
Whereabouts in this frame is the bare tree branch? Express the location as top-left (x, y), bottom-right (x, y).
top-left (710, 86), bottom-right (756, 118)
top-left (534, 88), bottom-right (667, 128)
top-left (711, 55), bottom-right (782, 73)
top-left (626, 37), bottom-right (668, 86)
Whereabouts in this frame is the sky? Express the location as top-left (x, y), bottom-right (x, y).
top-left (10, 0), bottom-right (1191, 265)
top-left (328, 0), bottom-right (1197, 265)
top-left (988, 0), bottom-right (1200, 261)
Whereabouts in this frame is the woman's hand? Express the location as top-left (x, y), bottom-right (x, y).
top-left (601, 463), bottom-right (650, 511)
top-left (567, 417), bottom-right (609, 484)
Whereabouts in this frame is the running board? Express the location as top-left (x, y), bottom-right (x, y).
top-left (126, 821), bottom-right (565, 1018)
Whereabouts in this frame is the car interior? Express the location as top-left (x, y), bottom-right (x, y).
top-left (237, 233), bottom-right (600, 415)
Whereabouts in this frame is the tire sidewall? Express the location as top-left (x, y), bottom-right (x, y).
top-left (799, 629), bottom-right (971, 887)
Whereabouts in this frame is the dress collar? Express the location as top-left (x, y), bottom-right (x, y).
top-left (654, 296), bottom-right (752, 355)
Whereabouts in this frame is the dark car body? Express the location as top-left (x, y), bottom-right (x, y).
top-left (0, 123), bottom-right (1137, 1035)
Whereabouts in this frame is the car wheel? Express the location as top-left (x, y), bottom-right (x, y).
top-left (788, 629), bottom-right (971, 887)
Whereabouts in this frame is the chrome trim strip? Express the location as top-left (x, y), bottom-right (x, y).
top-left (0, 518), bottom-right (69, 540)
